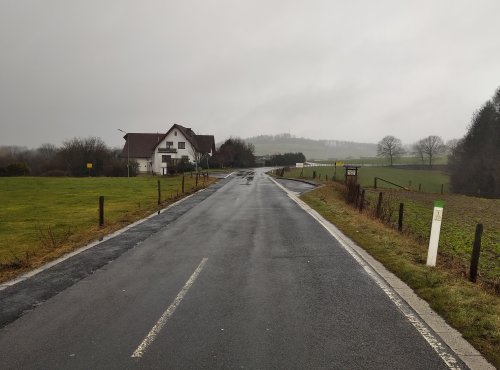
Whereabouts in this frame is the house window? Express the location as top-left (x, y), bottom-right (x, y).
top-left (162, 155), bottom-right (167, 163)
top-left (178, 141), bottom-right (185, 149)
top-left (166, 141), bottom-right (173, 149)
top-left (181, 155), bottom-right (189, 162)
top-left (174, 131), bottom-right (177, 136)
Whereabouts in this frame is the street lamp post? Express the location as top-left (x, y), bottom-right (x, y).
top-left (118, 129), bottom-right (130, 178)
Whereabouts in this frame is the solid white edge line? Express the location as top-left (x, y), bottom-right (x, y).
top-left (0, 190), bottom-right (201, 291)
top-left (131, 257), bottom-right (208, 359)
top-left (269, 177), bottom-right (467, 370)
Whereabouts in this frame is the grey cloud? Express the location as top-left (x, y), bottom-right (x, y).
top-left (1, 0), bottom-right (499, 148)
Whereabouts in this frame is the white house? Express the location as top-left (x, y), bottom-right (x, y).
top-left (120, 124), bottom-right (215, 175)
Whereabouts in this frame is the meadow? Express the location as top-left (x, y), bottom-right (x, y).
top-left (362, 188), bottom-right (500, 285)
top-left (288, 165), bottom-right (450, 193)
top-left (0, 175), bottom-right (213, 280)
top-left (310, 155), bottom-right (448, 166)
top-left (283, 165), bottom-right (498, 284)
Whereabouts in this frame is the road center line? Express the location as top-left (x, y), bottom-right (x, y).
top-left (131, 257), bottom-right (208, 359)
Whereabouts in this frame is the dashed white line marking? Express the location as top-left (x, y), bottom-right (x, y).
top-left (131, 257), bottom-right (208, 359)
top-left (269, 177), bottom-right (464, 370)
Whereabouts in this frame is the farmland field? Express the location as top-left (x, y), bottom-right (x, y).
top-left (0, 175), bottom-right (213, 280)
top-left (282, 166), bottom-right (498, 285)
top-left (287, 165), bottom-right (450, 193)
top-left (309, 156), bottom-right (448, 166)
top-left (362, 188), bottom-right (500, 285)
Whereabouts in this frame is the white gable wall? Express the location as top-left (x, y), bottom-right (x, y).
top-left (151, 128), bottom-right (196, 174)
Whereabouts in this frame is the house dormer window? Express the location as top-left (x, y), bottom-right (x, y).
top-left (178, 142), bottom-right (185, 149)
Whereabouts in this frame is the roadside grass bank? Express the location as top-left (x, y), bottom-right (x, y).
top-left (300, 183), bottom-right (499, 367)
top-left (288, 165), bottom-right (450, 193)
top-left (362, 188), bottom-right (500, 288)
top-left (281, 166), bottom-right (498, 288)
top-left (0, 175), bottom-right (215, 283)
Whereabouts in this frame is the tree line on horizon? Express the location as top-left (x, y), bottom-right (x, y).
top-left (0, 137), bottom-right (132, 177)
top-left (0, 137), bottom-right (262, 177)
top-left (376, 135), bottom-right (453, 167)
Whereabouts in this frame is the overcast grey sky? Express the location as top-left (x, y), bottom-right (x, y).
top-left (1, 0), bottom-right (499, 149)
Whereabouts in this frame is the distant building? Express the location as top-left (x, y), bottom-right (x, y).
top-left (120, 124), bottom-right (215, 175)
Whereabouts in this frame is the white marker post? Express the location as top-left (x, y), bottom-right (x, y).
top-left (426, 200), bottom-right (444, 266)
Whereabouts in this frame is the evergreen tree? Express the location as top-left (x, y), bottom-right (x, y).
top-left (449, 88), bottom-right (500, 197)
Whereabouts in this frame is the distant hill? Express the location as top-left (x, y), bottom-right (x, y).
top-left (244, 134), bottom-right (377, 160)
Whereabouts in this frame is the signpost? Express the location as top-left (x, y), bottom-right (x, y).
top-left (426, 200), bottom-right (444, 266)
top-left (343, 165), bottom-right (359, 185)
top-left (86, 163), bottom-right (93, 177)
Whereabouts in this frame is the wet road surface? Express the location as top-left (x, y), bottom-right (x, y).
top-left (0, 169), bottom-right (462, 369)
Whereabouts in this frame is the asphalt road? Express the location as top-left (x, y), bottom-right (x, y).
top-left (0, 169), bottom-right (463, 369)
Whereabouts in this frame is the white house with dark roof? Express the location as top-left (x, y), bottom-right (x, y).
top-left (120, 124), bottom-right (215, 175)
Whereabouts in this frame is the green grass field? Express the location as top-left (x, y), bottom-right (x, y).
top-left (0, 175), bottom-right (212, 277)
top-left (362, 188), bottom-right (500, 285)
top-left (288, 165), bottom-right (450, 193)
top-left (283, 166), bottom-right (498, 284)
top-left (310, 156), bottom-right (448, 166)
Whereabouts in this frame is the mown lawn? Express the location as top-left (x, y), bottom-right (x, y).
top-left (0, 175), bottom-right (213, 280)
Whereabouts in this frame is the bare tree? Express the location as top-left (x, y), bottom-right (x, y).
top-left (37, 143), bottom-right (58, 160)
top-left (377, 135), bottom-right (405, 166)
top-left (418, 135), bottom-right (445, 166)
top-left (412, 141), bottom-right (426, 165)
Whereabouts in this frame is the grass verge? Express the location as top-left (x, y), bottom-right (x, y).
top-left (0, 175), bottom-right (216, 283)
top-left (301, 183), bottom-right (500, 367)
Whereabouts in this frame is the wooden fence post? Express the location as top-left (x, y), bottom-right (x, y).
top-left (99, 196), bottom-right (104, 227)
top-left (441, 184), bottom-right (444, 194)
top-left (196, 173), bottom-right (199, 188)
top-left (376, 192), bottom-right (383, 218)
top-left (182, 174), bottom-right (185, 193)
top-left (157, 180), bottom-right (161, 205)
top-left (398, 203), bottom-right (404, 232)
top-left (355, 184), bottom-right (361, 206)
top-left (418, 184), bottom-right (421, 192)
top-left (469, 223), bottom-right (483, 283)
top-left (359, 189), bottom-right (365, 212)
top-left (374, 177), bottom-right (377, 189)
